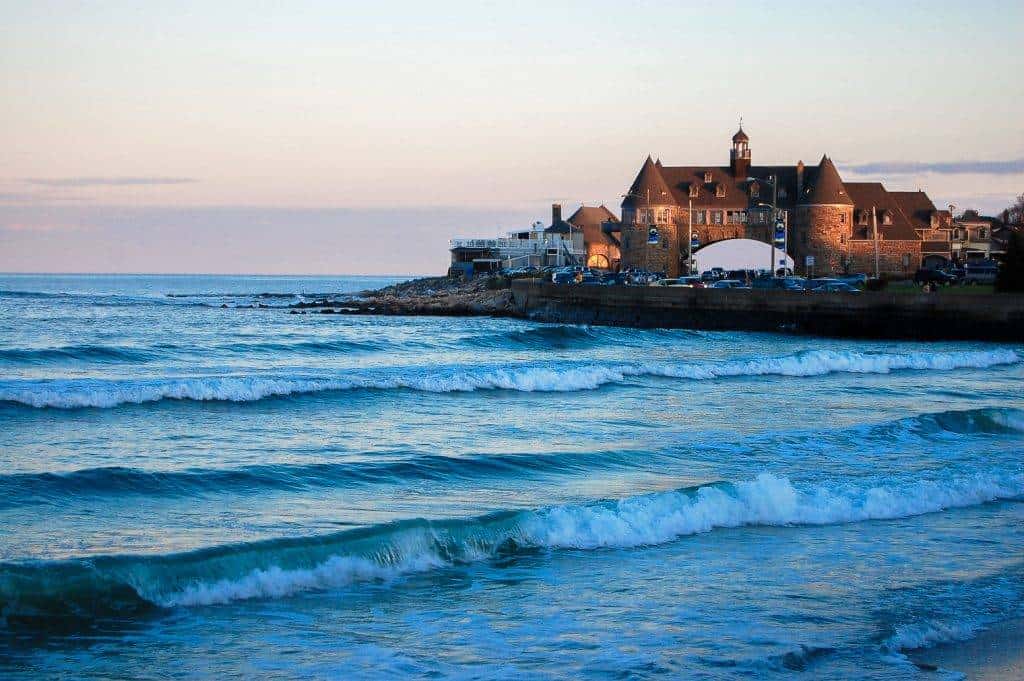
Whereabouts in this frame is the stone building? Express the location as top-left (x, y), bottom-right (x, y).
top-left (619, 127), bottom-right (952, 277)
top-left (566, 205), bottom-right (620, 270)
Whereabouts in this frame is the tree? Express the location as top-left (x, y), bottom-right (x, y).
top-left (996, 231), bottom-right (1024, 292)
top-left (1009, 193), bottom-right (1024, 226)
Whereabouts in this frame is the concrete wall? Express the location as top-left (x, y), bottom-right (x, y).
top-left (511, 280), bottom-right (1024, 341)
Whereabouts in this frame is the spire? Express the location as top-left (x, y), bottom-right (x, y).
top-left (623, 156), bottom-right (674, 206)
top-left (804, 155), bottom-right (853, 205)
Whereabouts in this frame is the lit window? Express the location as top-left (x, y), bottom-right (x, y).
top-left (750, 182), bottom-right (760, 198)
top-left (693, 211), bottom-right (707, 225)
top-left (704, 171), bottom-right (713, 183)
top-left (711, 211), bottom-right (723, 224)
top-left (689, 184), bottom-right (699, 198)
top-left (840, 213), bottom-right (846, 224)
top-left (715, 184), bottom-right (726, 198)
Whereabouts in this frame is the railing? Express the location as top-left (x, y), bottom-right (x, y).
top-left (450, 236), bottom-right (584, 255)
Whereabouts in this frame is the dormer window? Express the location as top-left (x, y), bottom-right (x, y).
top-left (778, 188), bottom-right (787, 199)
top-left (715, 183), bottom-right (726, 198)
top-left (858, 210), bottom-right (870, 225)
top-left (882, 211), bottom-right (892, 225)
top-left (689, 183), bottom-right (699, 198)
top-left (704, 171), bottom-right (713, 183)
top-left (749, 181), bottom-right (760, 198)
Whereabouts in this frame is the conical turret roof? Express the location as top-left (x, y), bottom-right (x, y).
top-left (624, 156), bottom-right (674, 206)
top-left (804, 155), bottom-right (853, 205)
top-left (732, 126), bottom-right (749, 143)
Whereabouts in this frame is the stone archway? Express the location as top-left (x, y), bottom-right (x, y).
top-left (587, 253), bottom-right (610, 270)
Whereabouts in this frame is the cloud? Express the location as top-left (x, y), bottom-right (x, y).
top-left (845, 159), bottom-right (1024, 176)
top-left (0, 192), bottom-right (89, 203)
top-left (21, 177), bottom-right (198, 187)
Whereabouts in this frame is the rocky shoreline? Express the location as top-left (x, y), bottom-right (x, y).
top-left (287, 275), bottom-right (516, 317)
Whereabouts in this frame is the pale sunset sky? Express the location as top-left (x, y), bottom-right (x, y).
top-left (1, 1), bottom-right (1021, 275)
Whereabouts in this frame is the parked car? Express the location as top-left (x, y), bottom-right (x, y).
top-left (676, 276), bottom-right (705, 288)
top-left (963, 263), bottom-right (998, 285)
top-left (913, 269), bottom-right (957, 286)
top-left (551, 271), bottom-right (576, 285)
top-left (752, 277), bottom-right (805, 291)
top-left (710, 279), bottom-right (747, 289)
top-left (814, 282), bottom-right (861, 293)
top-left (803, 278), bottom-right (842, 291)
top-left (837, 273), bottom-right (868, 286)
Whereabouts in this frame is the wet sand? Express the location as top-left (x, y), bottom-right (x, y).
top-left (908, 617), bottom-right (1024, 680)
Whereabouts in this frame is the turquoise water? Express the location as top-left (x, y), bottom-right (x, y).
top-left (1, 273), bottom-right (1022, 679)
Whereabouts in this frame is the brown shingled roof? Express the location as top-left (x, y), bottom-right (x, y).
top-left (567, 205), bottom-right (620, 245)
top-left (623, 156), bottom-right (675, 207)
top-left (890, 191), bottom-right (938, 232)
top-left (845, 182), bottom-right (920, 240)
top-left (804, 156), bottom-right (853, 206)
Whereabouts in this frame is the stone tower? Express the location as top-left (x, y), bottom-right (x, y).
top-left (620, 156), bottom-right (680, 276)
top-left (730, 126), bottom-right (750, 179)
top-left (794, 155), bottom-right (854, 274)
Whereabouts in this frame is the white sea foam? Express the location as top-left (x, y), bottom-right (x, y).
top-left (885, 619), bottom-right (985, 652)
top-left (1, 348), bottom-right (1018, 408)
top-left (155, 470), bottom-right (1024, 607)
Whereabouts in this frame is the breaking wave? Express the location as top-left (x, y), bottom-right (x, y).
top-left (0, 348), bottom-right (1017, 409)
top-left (3, 469), bottom-right (1021, 623)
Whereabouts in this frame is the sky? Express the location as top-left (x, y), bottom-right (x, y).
top-left (1, 0), bottom-right (1021, 275)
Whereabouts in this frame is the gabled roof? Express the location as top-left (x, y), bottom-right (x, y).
top-left (890, 191), bottom-right (938, 232)
top-left (845, 182), bottom-right (920, 240)
top-left (622, 156), bottom-right (675, 207)
top-left (804, 156), bottom-right (853, 205)
top-left (567, 205), bottom-right (620, 245)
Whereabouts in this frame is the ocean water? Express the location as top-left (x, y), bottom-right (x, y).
top-left (1, 273), bottom-right (1022, 680)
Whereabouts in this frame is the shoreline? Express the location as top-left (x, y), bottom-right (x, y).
top-left (907, 616), bottom-right (1024, 679)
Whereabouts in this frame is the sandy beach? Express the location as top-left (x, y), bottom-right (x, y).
top-left (908, 617), bottom-right (1024, 680)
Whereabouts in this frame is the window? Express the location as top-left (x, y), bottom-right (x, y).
top-left (715, 184), bottom-right (726, 198)
top-left (750, 182), bottom-right (760, 198)
top-left (711, 211), bottom-right (723, 225)
top-left (778, 188), bottom-right (787, 199)
top-left (689, 184), bottom-right (699, 198)
top-left (882, 211), bottom-right (892, 225)
top-left (704, 171), bottom-right (713, 183)
top-left (728, 211), bottom-right (747, 224)
top-left (858, 210), bottom-right (869, 225)
top-left (979, 228), bottom-right (987, 239)
top-left (840, 213), bottom-right (846, 225)
top-left (693, 210), bottom-right (707, 225)
top-left (656, 208), bottom-right (671, 224)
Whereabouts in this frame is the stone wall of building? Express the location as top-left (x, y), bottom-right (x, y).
top-left (585, 240), bottom-right (620, 270)
top-left (793, 204), bottom-right (854, 275)
top-left (844, 240), bottom-right (921, 276)
top-left (619, 207), bottom-right (681, 276)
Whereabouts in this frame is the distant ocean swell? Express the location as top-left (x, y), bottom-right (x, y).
top-left (2, 407), bottom-right (1021, 508)
top-left (0, 348), bottom-right (1017, 409)
top-left (2, 469), bottom-right (1021, 622)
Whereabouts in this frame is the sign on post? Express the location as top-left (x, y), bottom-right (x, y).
top-left (805, 255), bottom-right (815, 267)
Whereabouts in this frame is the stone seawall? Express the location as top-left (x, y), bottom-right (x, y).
top-left (511, 280), bottom-right (1024, 341)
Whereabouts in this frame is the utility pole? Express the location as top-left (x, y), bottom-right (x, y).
top-left (688, 197), bottom-right (694, 275)
top-left (872, 205), bottom-right (880, 279)
top-left (769, 176), bottom-right (777, 277)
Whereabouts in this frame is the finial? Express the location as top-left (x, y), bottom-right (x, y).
top-left (739, 116), bottom-right (743, 130)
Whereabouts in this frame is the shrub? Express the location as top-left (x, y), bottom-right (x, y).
top-left (996, 232), bottom-right (1024, 292)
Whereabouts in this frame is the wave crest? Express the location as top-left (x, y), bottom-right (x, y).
top-left (2, 469), bottom-right (1021, 622)
top-left (1, 348), bottom-right (1017, 409)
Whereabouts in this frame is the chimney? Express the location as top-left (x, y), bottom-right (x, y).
top-left (552, 203), bottom-right (562, 225)
top-left (796, 161), bottom-right (805, 198)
